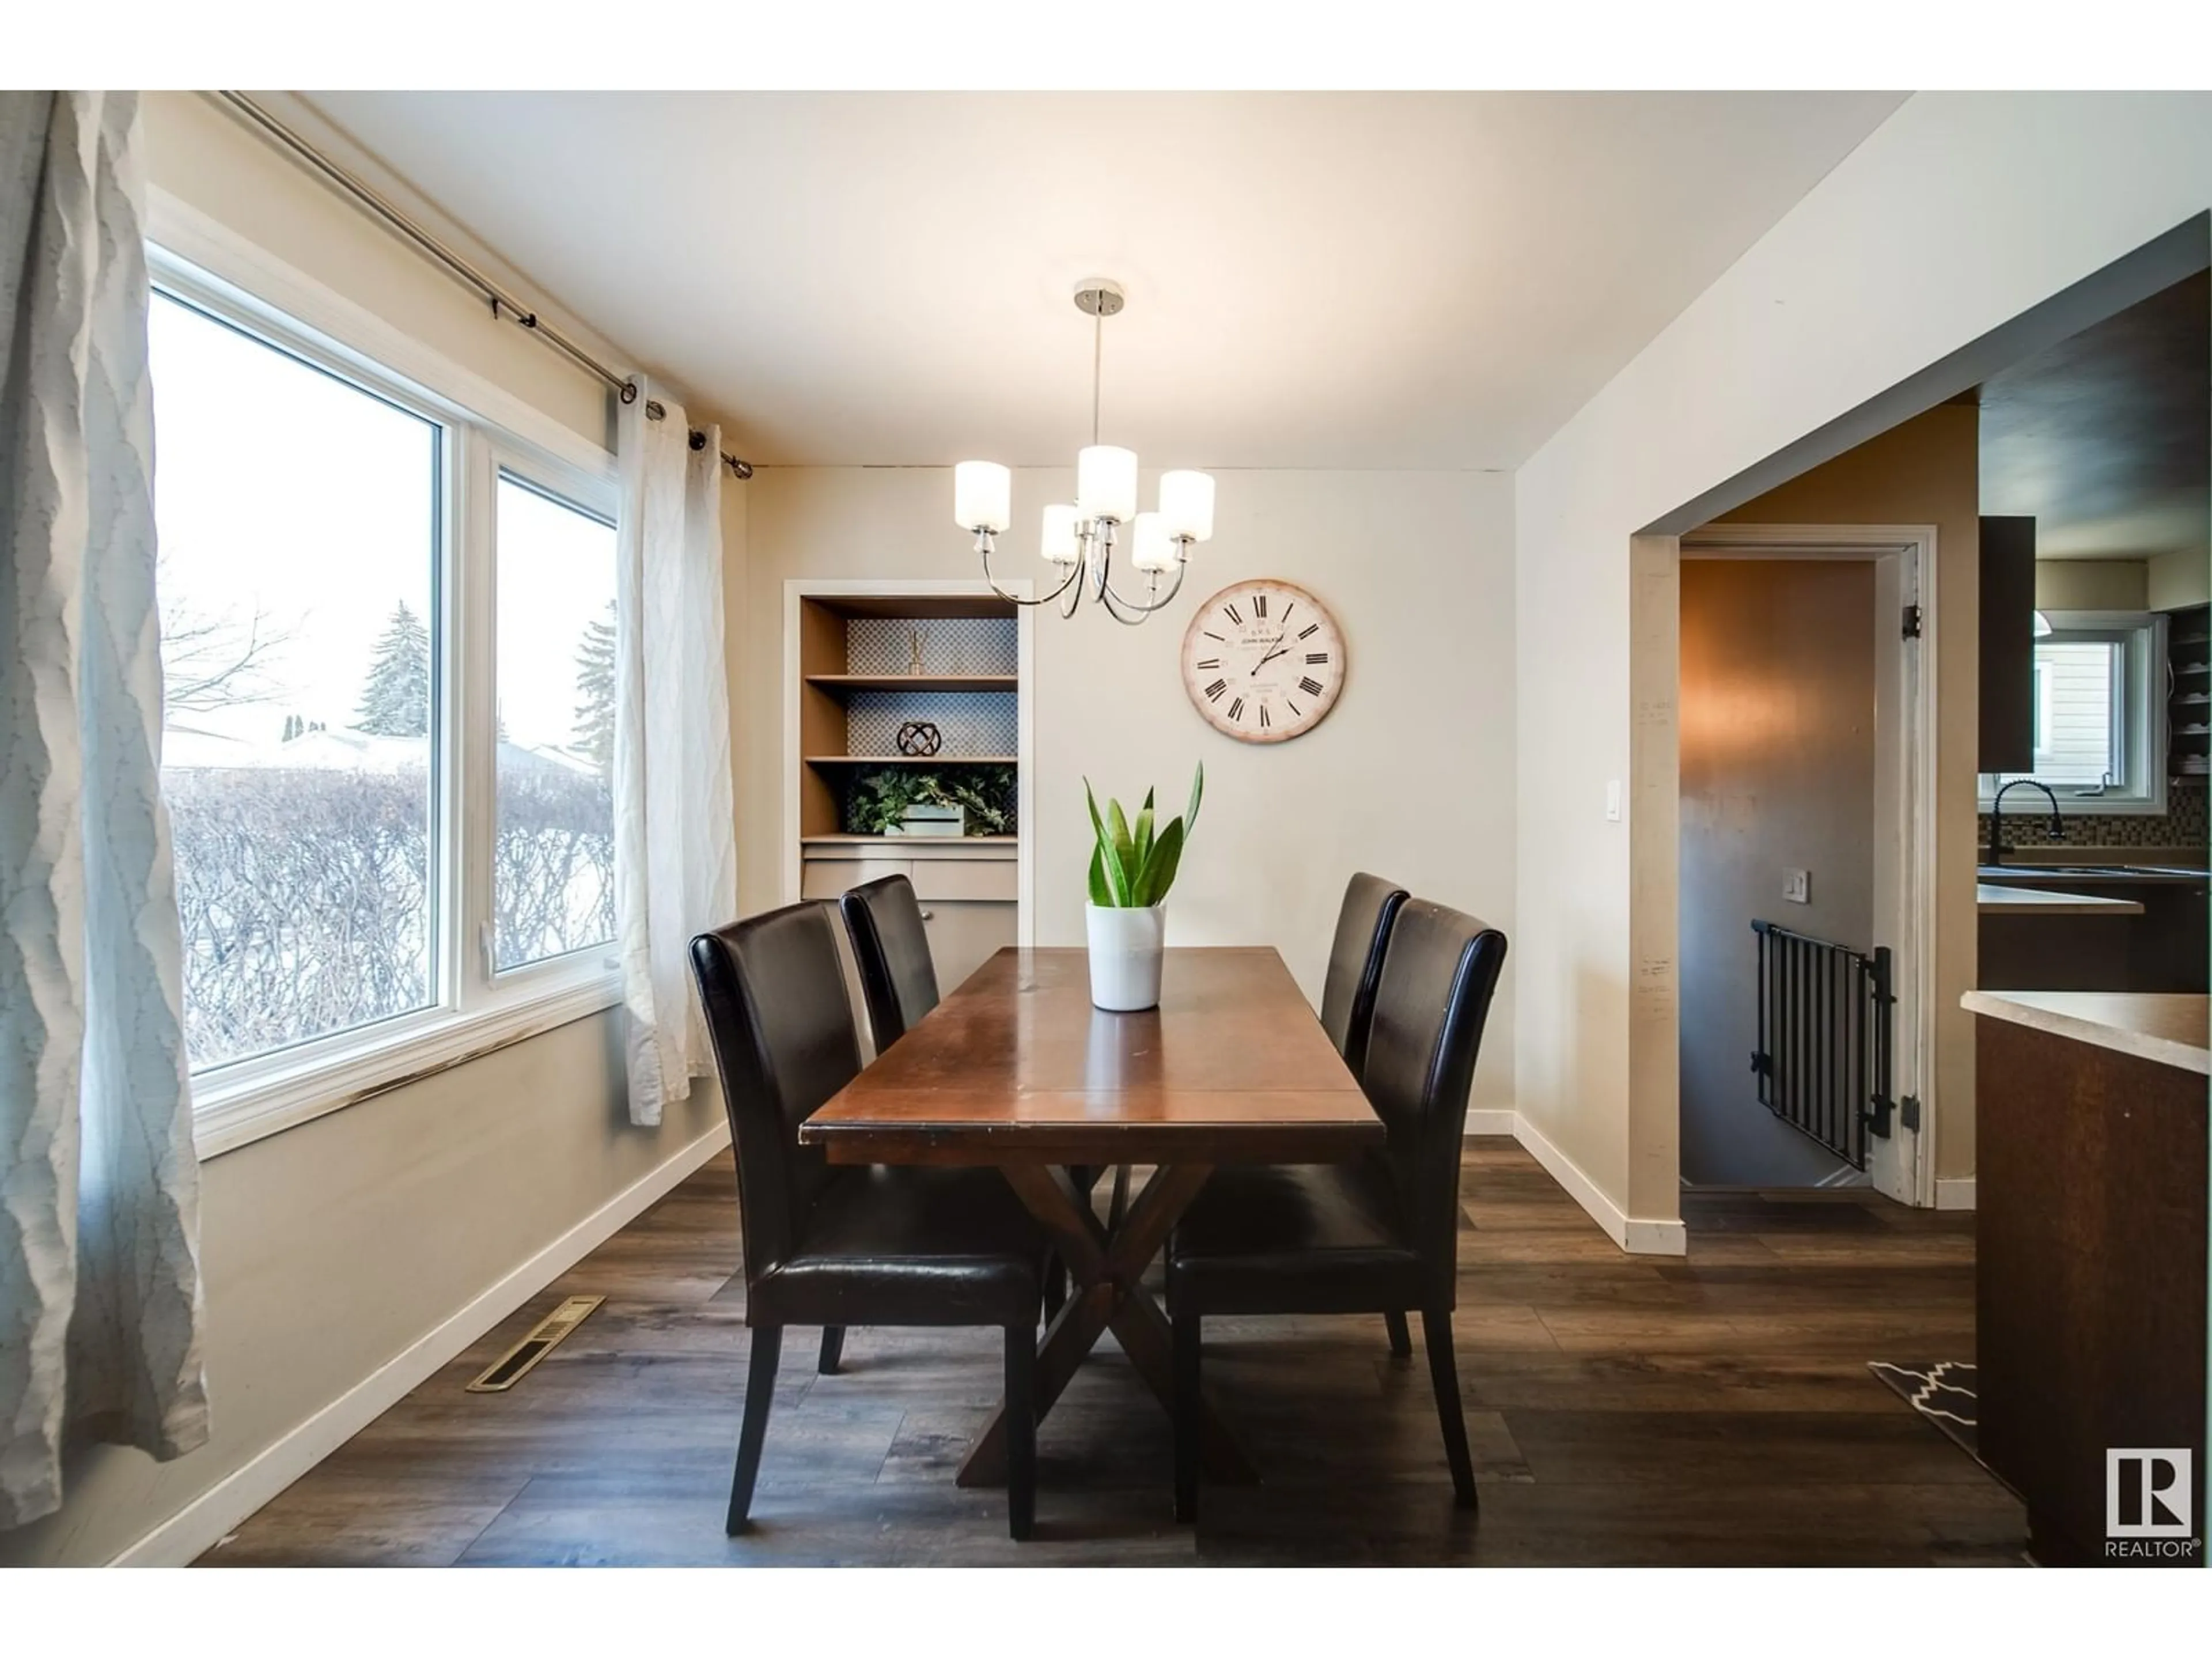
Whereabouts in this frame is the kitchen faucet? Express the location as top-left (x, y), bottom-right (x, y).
top-left (1986, 778), bottom-right (2065, 868)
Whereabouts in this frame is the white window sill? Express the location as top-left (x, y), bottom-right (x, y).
top-left (1978, 796), bottom-right (2170, 818)
top-left (190, 969), bottom-right (622, 1161)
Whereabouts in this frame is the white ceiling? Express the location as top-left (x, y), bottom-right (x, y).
top-left (302, 92), bottom-right (1906, 471)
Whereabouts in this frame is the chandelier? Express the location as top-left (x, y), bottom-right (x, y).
top-left (954, 279), bottom-right (1215, 623)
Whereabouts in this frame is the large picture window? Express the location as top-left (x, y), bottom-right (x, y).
top-left (148, 252), bottom-right (620, 1141)
top-left (151, 292), bottom-right (444, 1070)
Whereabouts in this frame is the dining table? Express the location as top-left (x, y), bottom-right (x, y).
top-left (798, 944), bottom-right (1385, 1489)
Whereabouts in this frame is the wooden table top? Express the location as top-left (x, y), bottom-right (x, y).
top-left (800, 946), bottom-right (1383, 1166)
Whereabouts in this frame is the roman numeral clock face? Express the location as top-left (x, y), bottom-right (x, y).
top-left (1179, 580), bottom-right (1345, 744)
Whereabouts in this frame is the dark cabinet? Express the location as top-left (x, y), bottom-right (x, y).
top-left (1975, 1015), bottom-right (2207, 1566)
top-left (1978, 874), bottom-right (2210, 994)
top-left (1978, 515), bottom-right (2036, 774)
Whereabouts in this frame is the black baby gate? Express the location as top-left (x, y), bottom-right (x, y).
top-left (1749, 920), bottom-right (1896, 1170)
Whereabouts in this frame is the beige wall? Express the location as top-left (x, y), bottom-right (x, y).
top-left (2037, 558), bottom-right (2148, 611)
top-left (1715, 407), bottom-right (1982, 1181)
top-left (1515, 93), bottom-right (2212, 1240)
top-left (741, 465), bottom-right (1518, 1111)
top-left (0, 94), bottom-right (729, 1567)
top-left (145, 94), bottom-right (615, 449)
top-left (1678, 558), bottom-right (1877, 1187)
top-left (2149, 547), bottom-right (2212, 611)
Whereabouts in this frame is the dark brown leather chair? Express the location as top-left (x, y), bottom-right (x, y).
top-left (837, 873), bottom-right (1101, 1317)
top-left (839, 874), bottom-right (941, 1050)
top-left (1320, 872), bottom-right (1409, 1082)
top-left (690, 901), bottom-right (1044, 1539)
top-left (1318, 873), bottom-right (1412, 1350)
top-left (1167, 897), bottom-right (1507, 1522)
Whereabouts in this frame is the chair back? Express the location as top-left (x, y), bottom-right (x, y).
top-left (690, 902), bottom-right (862, 1282)
top-left (1361, 898), bottom-right (1508, 1292)
top-left (1319, 873), bottom-right (1409, 1081)
top-left (839, 874), bottom-right (941, 1050)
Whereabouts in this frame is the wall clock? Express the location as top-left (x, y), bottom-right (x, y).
top-left (1179, 579), bottom-right (1346, 743)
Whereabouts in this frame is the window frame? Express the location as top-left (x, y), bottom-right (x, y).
top-left (150, 238), bottom-right (623, 1161)
top-left (1978, 609), bottom-right (2169, 816)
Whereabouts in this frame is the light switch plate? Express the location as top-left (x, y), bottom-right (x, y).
top-left (1604, 780), bottom-right (1622, 822)
top-left (1783, 869), bottom-right (1810, 904)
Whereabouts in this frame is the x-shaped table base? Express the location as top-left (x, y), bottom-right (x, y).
top-left (956, 1162), bottom-right (1259, 1489)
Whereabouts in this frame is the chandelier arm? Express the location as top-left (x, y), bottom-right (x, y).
top-left (1097, 555), bottom-right (1191, 615)
top-left (1097, 580), bottom-right (1163, 627)
top-left (978, 539), bottom-right (1082, 608)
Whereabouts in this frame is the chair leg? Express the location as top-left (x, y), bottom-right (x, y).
top-left (1420, 1304), bottom-right (1478, 1511)
top-left (1107, 1164), bottom-right (1132, 1230)
top-left (1173, 1304), bottom-right (1201, 1524)
top-left (1003, 1324), bottom-right (1037, 1541)
top-left (1384, 1308), bottom-right (1412, 1358)
top-left (817, 1325), bottom-right (844, 1375)
top-left (728, 1324), bottom-right (783, 1533)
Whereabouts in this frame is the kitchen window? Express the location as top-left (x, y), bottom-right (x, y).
top-left (150, 246), bottom-right (620, 1156)
top-left (1980, 612), bottom-right (2168, 814)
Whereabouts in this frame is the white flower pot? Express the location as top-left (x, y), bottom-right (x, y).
top-left (1086, 903), bottom-right (1166, 1012)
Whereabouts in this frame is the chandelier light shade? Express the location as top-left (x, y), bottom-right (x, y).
top-left (956, 278), bottom-right (1214, 624)
top-left (1130, 512), bottom-right (1176, 573)
top-left (1040, 502), bottom-right (1081, 566)
top-left (1158, 469), bottom-right (1216, 543)
top-left (1075, 445), bottom-right (1139, 525)
top-left (953, 460), bottom-right (1013, 535)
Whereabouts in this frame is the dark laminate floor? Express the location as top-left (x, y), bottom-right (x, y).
top-left (197, 1141), bottom-right (2024, 1566)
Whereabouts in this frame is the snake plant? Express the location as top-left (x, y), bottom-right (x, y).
top-left (1085, 763), bottom-right (1203, 908)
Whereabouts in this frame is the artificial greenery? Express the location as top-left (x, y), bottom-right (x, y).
top-left (847, 764), bottom-right (1016, 836)
top-left (1085, 763), bottom-right (1203, 908)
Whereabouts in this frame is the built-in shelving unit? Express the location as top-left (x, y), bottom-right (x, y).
top-left (2167, 602), bottom-right (2209, 782)
top-left (787, 584), bottom-right (1030, 998)
top-left (803, 755), bottom-right (1021, 766)
top-left (804, 674), bottom-right (1018, 693)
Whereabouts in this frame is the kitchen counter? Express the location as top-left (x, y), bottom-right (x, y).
top-left (1975, 883), bottom-right (2144, 916)
top-left (1975, 867), bottom-right (2208, 995)
top-left (1980, 865), bottom-right (2206, 884)
top-left (1961, 990), bottom-right (2209, 1075)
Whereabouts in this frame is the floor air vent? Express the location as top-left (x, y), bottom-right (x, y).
top-left (466, 1295), bottom-right (603, 1393)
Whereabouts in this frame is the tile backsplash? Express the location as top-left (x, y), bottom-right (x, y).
top-left (1978, 780), bottom-right (2207, 853)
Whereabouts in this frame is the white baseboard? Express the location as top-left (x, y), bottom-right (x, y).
top-left (110, 1118), bottom-right (732, 1567)
top-left (1463, 1108), bottom-right (1518, 1136)
top-left (1935, 1176), bottom-right (1977, 1211)
top-left (1508, 1112), bottom-right (1687, 1257)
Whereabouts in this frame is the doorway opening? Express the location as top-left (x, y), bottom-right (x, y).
top-left (1675, 527), bottom-right (1936, 1206)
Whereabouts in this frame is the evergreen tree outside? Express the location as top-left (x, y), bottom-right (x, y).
top-left (573, 600), bottom-right (616, 778)
top-left (356, 602), bottom-right (431, 736)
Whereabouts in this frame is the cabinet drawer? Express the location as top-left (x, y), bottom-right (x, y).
top-left (908, 858), bottom-right (1019, 903)
top-left (800, 857), bottom-right (912, 901)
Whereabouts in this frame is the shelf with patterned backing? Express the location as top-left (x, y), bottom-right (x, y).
top-left (804, 674), bottom-right (1017, 694)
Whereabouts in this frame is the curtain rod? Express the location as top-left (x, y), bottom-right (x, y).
top-left (215, 92), bottom-right (753, 480)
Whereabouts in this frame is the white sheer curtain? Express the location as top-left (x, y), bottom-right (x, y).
top-left (0, 92), bottom-right (209, 1529)
top-left (613, 387), bottom-right (737, 1126)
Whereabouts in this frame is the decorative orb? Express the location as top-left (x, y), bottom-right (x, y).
top-left (896, 721), bottom-right (942, 757)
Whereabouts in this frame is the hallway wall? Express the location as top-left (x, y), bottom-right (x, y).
top-left (1679, 558), bottom-right (1875, 1186)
